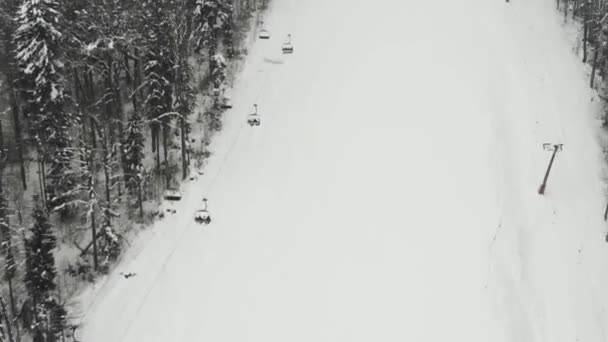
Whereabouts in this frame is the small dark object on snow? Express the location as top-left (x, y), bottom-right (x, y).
top-left (121, 272), bottom-right (137, 279)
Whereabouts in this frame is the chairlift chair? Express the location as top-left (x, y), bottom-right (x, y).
top-left (195, 198), bottom-right (211, 224)
top-left (221, 95), bottom-right (233, 109)
top-left (282, 34), bottom-right (293, 54)
top-left (194, 210), bottom-right (211, 224)
top-left (259, 29), bottom-right (270, 39)
top-left (163, 188), bottom-right (182, 201)
top-left (247, 104), bottom-right (261, 126)
top-left (259, 22), bottom-right (270, 39)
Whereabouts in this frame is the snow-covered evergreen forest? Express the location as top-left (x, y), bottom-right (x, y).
top-left (0, 0), bottom-right (267, 340)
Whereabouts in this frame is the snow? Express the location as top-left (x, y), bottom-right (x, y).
top-left (79, 0), bottom-right (608, 341)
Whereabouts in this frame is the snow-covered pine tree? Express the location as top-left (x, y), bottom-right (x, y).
top-left (73, 132), bottom-right (101, 270)
top-left (24, 196), bottom-right (65, 340)
top-left (0, 290), bottom-right (14, 342)
top-left (13, 0), bottom-right (76, 212)
top-left (142, 0), bottom-right (175, 174)
top-left (175, 59), bottom-right (195, 179)
top-left (192, 0), bottom-right (232, 53)
top-left (98, 224), bottom-right (120, 272)
top-left (24, 198), bottom-right (57, 304)
top-left (222, 1), bottom-right (235, 59)
top-left (123, 112), bottom-right (145, 195)
top-left (210, 52), bottom-right (227, 91)
top-left (192, 0), bottom-right (231, 133)
top-left (172, 1), bottom-right (196, 179)
top-left (0, 189), bottom-right (17, 324)
top-left (206, 96), bottom-right (223, 132)
top-left (45, 297), bottom-right (66, 340)
top-left (4, 240), bottom-right (16, 317)
top-left (0, 0), bottom-right (28, 191)
top-left (204, 52), bottom-right (227, 132)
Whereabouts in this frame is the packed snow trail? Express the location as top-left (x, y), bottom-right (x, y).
top-left (80, 0), bottom-right (608, 341)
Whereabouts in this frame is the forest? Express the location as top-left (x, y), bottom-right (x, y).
top-left (0, 0), bottom-right (267, 341)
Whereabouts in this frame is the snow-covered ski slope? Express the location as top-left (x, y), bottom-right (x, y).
top-left (81, 0), bottom-right (608, 341)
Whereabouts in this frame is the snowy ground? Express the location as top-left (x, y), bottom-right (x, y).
top-left (79, 0), bottom-right (608, 341)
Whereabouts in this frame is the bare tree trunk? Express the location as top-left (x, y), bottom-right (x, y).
top-left (0, 291), bottom-right (14, 342)
top-left (90, 185), bottom-right (98, 271)
top-left (6, 279), bottom-right (18, 342)
top-left (112, 64), bottom-right (125, 202)
top-left (88, 116), bottom-right (99, 271)
top-left (37, 159), bottom-right (44, 203)
top-left (155, 129), bottom-right (160, 175)
top-left (162, 124), bottom-right (168, 166)
top-left (591, 45), bottom-right (599, 88)
top-left (131, 54), bottom-right (139, 113)
top-left (583, 15), bottom-right (588, 63)
top-left (38, 159), bottom-right (47, 205)
top-left (10, 277), bottom-right (18, 342)
top-left (95, 125), bottom-right (113, 228)
top-left (181, 117), bottom-right (187, 180)
top-left (2, 11), bottom-right (27, 191)
top-left (138, 181), bottom-right (144, 221)
top-left (6, 73), bottom-right (26, 190)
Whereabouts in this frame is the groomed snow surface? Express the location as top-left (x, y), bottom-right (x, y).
top-left (79, 0), bottom-right (608, 341)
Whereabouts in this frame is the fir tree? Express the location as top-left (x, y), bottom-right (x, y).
top-left (24, 199), bottom-right (57, 304)
top-left (13, 0), bottom-right (76, 211)
top-left (192, 0), bottom-right (232, 53)
top-left (210, 52), bottom-right (227, 91)
top-left (45, 297), bottom-right (66, 339)
top-left (142, 0), bottom-right (175, 172)
top-left (175, 52), bottom-right (196, 178)
top-left (221, 1), bottom-right (234, 59)
top-left (99, 225), bottom-right (120, 270)
top-left (123, 112), bottom-right (145, 195)
top-left (24, 197), bottom-right (62, 339)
